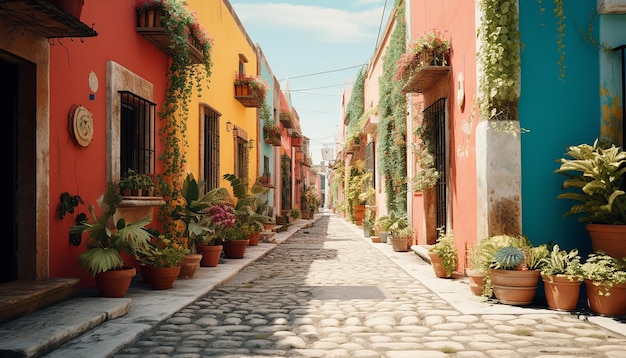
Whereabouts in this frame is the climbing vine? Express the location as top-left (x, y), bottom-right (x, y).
top-left (477, 0), bottom-right (521, 122)
top-left (377, 0), bottom-right (407, 214)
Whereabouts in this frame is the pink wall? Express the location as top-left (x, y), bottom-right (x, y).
top-left (48, 1), bottom-right (168, 286)
top-left (409, 0), bottom-right (478, 272)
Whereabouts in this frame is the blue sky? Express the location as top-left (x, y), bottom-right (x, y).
top-left (231, 0), bottom-right (394, 164)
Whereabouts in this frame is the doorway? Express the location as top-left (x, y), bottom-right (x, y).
top-left (0, 52), bottom-right (37, 283)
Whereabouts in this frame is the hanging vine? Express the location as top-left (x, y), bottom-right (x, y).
top-left (374, 0), bottom-right (408, 215)
top-left (477, 0), bottom-right (521, 122)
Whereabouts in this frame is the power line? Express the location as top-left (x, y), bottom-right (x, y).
top-left (280, 64), bottom-right (366, 81)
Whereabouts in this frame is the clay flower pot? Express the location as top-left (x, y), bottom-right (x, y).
top-left (150, 266), bottom-right (181, 290)
top-left (196, 244), bottom-right (223, 267)
top-left (95, 266), bottom-right (136, 298)
top-left (542, 274), bottom-right (582, 311)
top-left (178, 254), bottom-right (202, 279)
top-left (223, 239), bottom-right (250, 259)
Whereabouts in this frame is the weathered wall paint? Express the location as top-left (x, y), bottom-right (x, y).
top-left (519, 0), bottom-right (601, 255)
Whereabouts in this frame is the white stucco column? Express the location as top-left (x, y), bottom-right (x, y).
top-left (476, 120), bottom-right (522, 240)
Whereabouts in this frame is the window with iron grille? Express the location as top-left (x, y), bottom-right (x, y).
top-left (366, 141), bottom-right (375, 189)
top-left (119, 91), bottom-right (155, 175)
top-left (235, 137), bottom-right (248, 179)
top-left (423, 98), bottom-right (447, 232)
top-left (203, 108), bottom-right (220, 190)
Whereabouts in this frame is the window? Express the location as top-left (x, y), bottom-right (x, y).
top-left (119, 91), bottom-right (155, 175)
top-left (235, 137), bottom-right (249, 179)
top-left (203, 107), bottom-right (220, 190)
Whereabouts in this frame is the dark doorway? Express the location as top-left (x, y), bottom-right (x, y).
top-left (0, 58), bottom-right (19, 283)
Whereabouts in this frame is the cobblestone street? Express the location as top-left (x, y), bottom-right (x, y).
top-left (113, 215), bottom-right (626, 357)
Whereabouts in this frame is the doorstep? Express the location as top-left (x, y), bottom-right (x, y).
top-left (0, 296), bottom-right (131, 358)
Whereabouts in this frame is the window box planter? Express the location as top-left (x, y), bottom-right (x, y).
top-left (135, 6), bottom-right (204, 64)
top-left (234, 83), bottom-right (263, 108)
top-left (291, 135), bottom-right (303, 147)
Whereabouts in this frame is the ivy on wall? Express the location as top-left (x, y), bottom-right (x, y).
top-left (377, 0), bottom-right (407, 214)
top-left (477, 0), bottom-right (521, 122)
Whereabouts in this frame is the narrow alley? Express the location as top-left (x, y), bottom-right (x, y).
top-left (105, 215), bottom-right (626, 358)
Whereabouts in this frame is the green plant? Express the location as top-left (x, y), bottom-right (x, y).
top-left (223, 173), bottom-right (272, 232)
top-left (582, 252), bottom-right (626, 296)
top-left (377, 211), bottom-right (408, 235)
top-left (492, 246), bottom-right (525, 270)
top-left (170, 173), bottom-right (234, 245)
top-left (525, 245), bottom-right (549, 270)
top-left (72, 184), bottom-right (152, 276)
top-left (301, 185), bottom-right (321, 215)
top-left (221, 221), bottom-right (253, 241)
top-left (234, 73), bottom-right (269, 103)
top-left (291, 208), bottom-right (301, 219)
top-left (429, 227), bottom-right (458, 277)
top-left (154, 0), bottom-right (214, 232)
top-left (554, 140), bottom-right (626, 224)
top-left (394, 28), bottom-right (450, 81)
top-left (477, 0), bottom-right (520, 121)
top-left (394, 226), bottom-right (414, 239)
top-left (377, 1), bottom-right (407, 214)
top-left (362, 209), bottom-right (375, 230)
top-left (540, 244), bottom-right (584, 282)
top-left (57, 192), bottom-right (84, 220)
top-left (135, 232), bottom-right (190, 268)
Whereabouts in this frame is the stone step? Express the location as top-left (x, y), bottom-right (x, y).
top-left (0, 296), bottom-right (131, 358)
top-left (0, 278), bottom-right (80, 324)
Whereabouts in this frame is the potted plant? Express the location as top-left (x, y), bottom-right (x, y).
top-left (171, 174), bottom-right (233, 267)
top-left (540, 244), bottom-right (584, 311)
top-left (466, 244), bottom-right (485, 296)
top-left (221, 221), bottom-right (252, 259)
top-left (394, 28), bottom-right (450, 81)
top-left (428, 227), bottom-right (457, 278)
top-left (554, 140), bottom-right (626, 258)
top-left (234, 73), bottom-right (269, 107)
top-left (391, 226), bottom-right (413, 252)
top-left (119, 169), bottom-right (154, 196)
top-left (134, 232), bottom-right (189, 289)
top-left (71, 183), bottom-right (153, 298)
top-left (362, 209), bottom-right (375, 238)
top-left (489, 244), bottom-right (549, 306)
top-left (581, 251), bottom-right (626, 316)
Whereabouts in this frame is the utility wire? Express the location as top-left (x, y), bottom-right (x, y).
top-left (374, 0), bottom-right (389, 53)
top-left (280, 64), bottom-right (365, 81)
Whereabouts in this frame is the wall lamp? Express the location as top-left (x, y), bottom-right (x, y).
top-left (226, 121), bottom-right (233, 132)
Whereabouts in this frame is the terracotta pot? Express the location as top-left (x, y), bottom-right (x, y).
top-left (586, 224), bottom-right (626, 258)
top-left (178, 254), bottom-right (202, 279)
top-left (353, 205), bottom-right (366, 226)
top-left (223, 239), bottom-right (249, 259)
top-left (196, 244), bottom-right (222, 267)
top-left (150, 266), bottom-right (181, 290)
top-left (466, 269), bottom-right (484, 296)
top-left (248, 232), bottom-right (261, 246)
top-left (428, 252), bottom-right (450, 278)
top-left (263, 223), bottom-right (274, 231)
top-left (490, 269), bottom-right (540, 305)
top-left (370, 236), bottom-right (381, 243)
top-left (585, 279), bottom-right (626, 316)
top-left (542, 274), bottom-right (582, 311)
top-left (391, 236), bottom-right (409, 252)
top-left (95, 266), bottom-right (136, 298)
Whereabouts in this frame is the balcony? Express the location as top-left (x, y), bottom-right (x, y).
top-left (0, 0), bottom-right (97, 38)
top-left (135, 7), bottom-right (203, 64)
top-left (234, 83), bottom-right (263, 108)
top-left (402, 66), bottom-right (450, 93)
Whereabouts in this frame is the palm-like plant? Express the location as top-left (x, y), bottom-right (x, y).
top-left (554, 139), bottom-right (626, 224)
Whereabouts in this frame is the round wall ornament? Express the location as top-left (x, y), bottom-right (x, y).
top-left (68, 104), bottom-right (94, 147)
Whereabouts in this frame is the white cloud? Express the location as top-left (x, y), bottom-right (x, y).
top-left (233, 3), bottom-right (383, 44)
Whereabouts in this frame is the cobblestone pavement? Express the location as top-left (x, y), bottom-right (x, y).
top-left (113, 215), bottom-right (626, 358)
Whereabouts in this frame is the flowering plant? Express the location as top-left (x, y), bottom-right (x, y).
top-left (234, 73), bottom-right (270, 103)
top-left (135, 0), bottom-right (165, 11)
top-left (135, 234), bottom-right (190, 268)
top-left (394, 29), bottom-right (450, 81)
